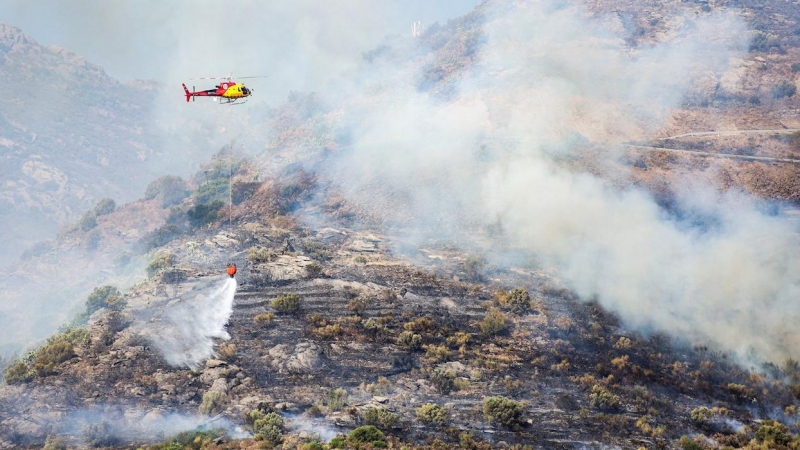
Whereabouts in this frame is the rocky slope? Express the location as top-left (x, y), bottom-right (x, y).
top-left (2, 0), bottom-right (800, 448)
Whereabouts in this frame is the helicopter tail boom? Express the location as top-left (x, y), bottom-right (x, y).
top-left (181, 83), bottom-right (192, 102)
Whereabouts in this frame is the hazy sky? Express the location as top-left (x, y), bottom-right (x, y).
top-left (0, 0), bottom-right (479, 97)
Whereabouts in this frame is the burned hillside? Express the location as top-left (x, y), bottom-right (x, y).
top-left (3, 0), bottom-right (800, 448)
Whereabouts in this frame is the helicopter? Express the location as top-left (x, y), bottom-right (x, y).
top-left (182, 74), bottom-right (265, 104)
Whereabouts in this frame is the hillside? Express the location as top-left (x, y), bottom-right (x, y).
top-left (2, 0), bottom-right (800, 449)
top-left (0, 24), bottom-right (227, 262)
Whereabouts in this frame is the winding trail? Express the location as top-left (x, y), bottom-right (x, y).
top-left (626, 127), bottom-right (800, 164)
top-left (657, 128), bottom-right (800, 141)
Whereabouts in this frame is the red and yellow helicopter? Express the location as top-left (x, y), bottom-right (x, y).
top-left (182, 74), bottom-right (265, 104)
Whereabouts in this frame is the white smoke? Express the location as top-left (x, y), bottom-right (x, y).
top-left (142, 277), bottom-right (237, 368)
top-left (321, 1), bottom-right (800, 363)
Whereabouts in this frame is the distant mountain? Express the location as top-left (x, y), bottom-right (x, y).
top-left (0, 24), bottom-right (210, 262)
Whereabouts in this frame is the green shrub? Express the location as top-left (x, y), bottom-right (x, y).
top-left (195, 178), bottom-right (229, 205)
top-left (755, 420), bottom-right (792, 445)
top-left (305, 262), bottom-right (323, 278)
top-left (327, 388), bottom-right (348, 411)
top-left (139, 225), bottom-right (183, 251)
top-left (199, 390), bottom-right (227, 415)
top-left (187, 200), bottom-right (224, 228)
top-left (251, 411), bottom-right (284, 445)
top-left (302, 442), bottom-right (325, 450)
top-left (727, 383), bottom-right (754, 400)
top-left (750, 31), bottom-right (780, 52)
top-left (690, 406), bottom-right (712, 425)
top-left (85, 285), bottom-right (122, 315)
top-left (496, 288), bottom-right (531, 313)
top-left (151, 430), bottom-right (224, 450)
top-left (254, 313), bottom-right (275, 326)
top-left (792, 63), bottom-right (800, 73)
top-left (396, 331), bottom-right (422, 350)
top-left (679, 436), bottom-right (704, 450)
top-left (42, 435), bottom-right (67, 450)
top-left (93, 198), bottom-right (116, 216)
top-left (483, 396), bottom-right (523, 428)
top-left (416, 403), bottom-right (449, 426)
top-left (429, 368), bottom-right (457, 395)
top-left (271, 294), bottom-right (300, 313)
top-left (57, 328), bottom-right (91, 346)
top-left (3, 360), bottom-right (33, 384)
top-left (145, 175), bottom-right (189, 207)
top-left (247, 246), bottom-right (274, 263)
top-left (84, 229), bottom-right (101, 251)
top-left (773, 80), bottom-right (797, 99)
top-left (423, 344), bottom-right (451, 363)
top-left (34, 341), bottom-right (74, 375)
top-left (347, 425), bottom-right (386, 447)
top-left (363, 407), bottom-right (398, 429)
top-left (589, 385), bottom-right (620, 411)
top-left (329, 435), bottom-right (346, 448)
top-left (146, 252), bottom-right (175, 278)
top-left (479, 308), bottom-right (508, 335)
top-left (79, 212), bottom-right (97, 231)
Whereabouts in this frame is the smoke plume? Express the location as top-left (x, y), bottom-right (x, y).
top-left (320, 1), bottom-right (800, 363)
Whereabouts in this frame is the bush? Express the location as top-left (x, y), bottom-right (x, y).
top-left (396, 331), bottom-right (422, 350)
top-left (327, 388), bottom-right (348, 411)
top-left (347, 426), bottom-right (386, 447)
top-left (85, 286), bottom-right (122, 316)
top-left (416, 403), bottom-right (449, 426)
top-left (589, 385), bottom-right (620, 411)
top-left (363, 407), bottom-right (398, 429)
top-left (792, 63), bottom-right (800, 73)
top-left (463, 256), bottom-right (485, 282)
top-left (271, 294), bottom-right (300, 313)
top-left (93, 198), bottom-right (116, 216)
top-left (479, 308), bottom-right (508, 335)
top-left (187, 200), bottom-right (224, 228)
top-left (495, 288), bottom-right (531, 313)
top-left (146, 252), bottom-right (175, 278)
top-left (3, 360), bottom-right (33, 384)
top-left (727, 383), bottom-right (755, 400)
top-left (254, 313), bottom-right (275, 326)
top-left (79, 212), bottom-right (97, 231)
top-left (145, 175), bottom-right (189, 207)
top-left (329, 435), bottom-right (346, 449)
top-left (483, 396), bottom-right (523, 428)
top-left (429, 368), bottom-right (457, 394)
top-left (151, 430), bottom-right (224, 450)
top-left (57, 328), bottom-right (91, 346)
top-left (750, 31), bottom-right (780, 52)
top-left (306, 262), bottom-right (323, 278)
top-left (34, 340), bottom-right (74, 375)
top-left (679, 436), bottom-right (704, 450)
top-left (247, 246), bottom-right (274, 263)
top-left (423, 344), bottom-right (451, 363)
top-left (199, 390), bottom-right (227, 415)
top-left (690, 406), bottom-right (713, 425)
top-left (772, 80), bottom-right (797, 99)
top-left (84, 229), bottom-right (101, 251)
top-left (250, 411), bottom-right (284, 446)
top-left (139, 224), bottom-right (183, 251)
top-left (196, 179), bottom-right (229, 205)
top-left (755, 420), bottom-right (793, 446)
top-left (42, 435), bottom-right (67, 450)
